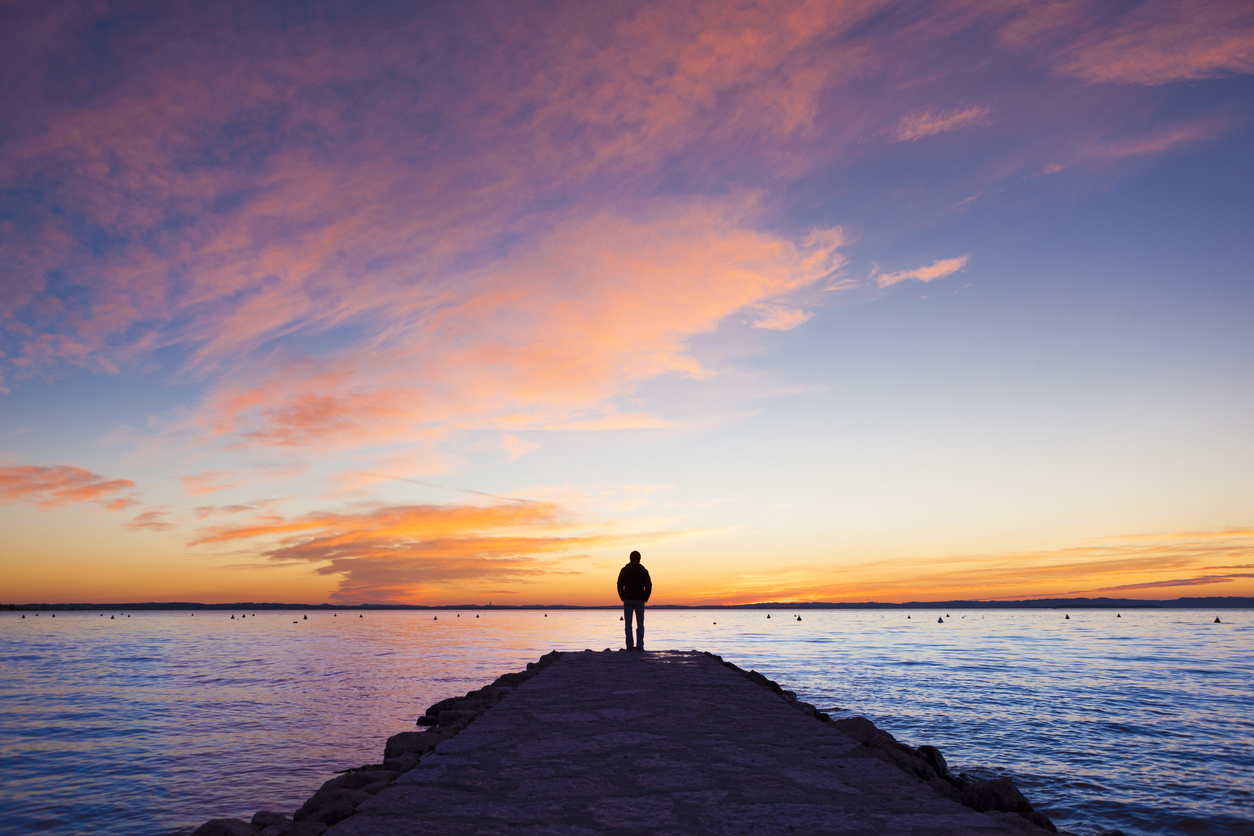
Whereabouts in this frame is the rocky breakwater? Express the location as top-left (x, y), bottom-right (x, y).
top-left (191, 649), bottom-right (1066, 836)
top-left (188, 651), bottom-right (562, 836)
top-left (702, 653), bottom-right (1059, 835)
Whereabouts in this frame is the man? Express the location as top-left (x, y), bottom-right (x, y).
top-left (617, 550), bottom-right (652, 651)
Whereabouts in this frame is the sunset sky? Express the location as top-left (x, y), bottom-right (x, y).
top-left (2, 0), bottom-right (1252, 605)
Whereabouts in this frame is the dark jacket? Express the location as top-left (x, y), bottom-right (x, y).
top-left (617, 562), bottom-right (652, 602)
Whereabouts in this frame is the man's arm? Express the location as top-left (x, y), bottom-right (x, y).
top-left (643, 567), bottom-right (652, 602)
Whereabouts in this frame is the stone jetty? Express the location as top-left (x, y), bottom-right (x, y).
top-left (194, 650), bottom-right (1058, 836)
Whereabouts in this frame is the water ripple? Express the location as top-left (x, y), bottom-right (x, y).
top-left (0, 608), bottom-right (1249, 836)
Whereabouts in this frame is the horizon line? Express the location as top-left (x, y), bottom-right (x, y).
top-left (6, 595), bottom-right (1253, 611)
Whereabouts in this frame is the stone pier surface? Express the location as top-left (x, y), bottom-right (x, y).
top-left (330, 650), bottom-right (1044, 836)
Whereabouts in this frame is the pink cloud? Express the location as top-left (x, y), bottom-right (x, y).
top-left (875, 256), bottom-right (970, 289)
top-left (1082, 120), bottom-right (1227, 160)
top-left (1, 0), bottom-right (1245, 465)
top-left (0, 464), bottom-right (136, 511)
top-left (888, 106), bottom-right (992, 142)
top-left (180, 470), bottom-right (237, 496)
top-left (750, 306), bottom-right (814, 331)
top-left (1012, 0), bottom-right (1254, 86)
top-left (174, 200), bottom-right (845, 452)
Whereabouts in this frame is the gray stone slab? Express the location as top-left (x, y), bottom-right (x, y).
top-left (330, 651), bottom-right (1030, 835)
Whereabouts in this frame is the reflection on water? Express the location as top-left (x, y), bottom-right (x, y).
top-left (0, 609), bottom-right (1250, 836)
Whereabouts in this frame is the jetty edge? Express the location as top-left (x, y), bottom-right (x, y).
top-left (190, 650), bottom-right (1062, 836)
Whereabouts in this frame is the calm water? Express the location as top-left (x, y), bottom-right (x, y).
top-left (0, 608), bottom-right (1250, 836)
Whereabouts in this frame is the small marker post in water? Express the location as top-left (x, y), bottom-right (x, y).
top-left (1214, 617), bottom-right (1221, 623)
top-left (937, 617), bottom-right (943, 623)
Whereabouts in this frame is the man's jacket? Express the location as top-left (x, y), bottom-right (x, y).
top-left (617, 562), bottom-right (652, 602)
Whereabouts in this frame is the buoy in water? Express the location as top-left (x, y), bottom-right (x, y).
top-left (110, 615), bottom-right (114, 619)
top-left (907, 615), bottom-right (910, 619)
top-left (433, 616), bottom-right (438, 620)
top-left (1065, 614), bottom-right (1070, 620)
top-left (937, 617), bottom-right (943, 623)
top-left (475, 614), bottom-right (479, 618)
top-left (1214, 617), bottom-right (1221, 623)
top-left (544, 613), bottom-right (547, 617)
top-left (796, 616), bottom-right (802, 621)
top-left (52, 613), bottom-right (55, 617)
top-left (359, 614), bottom-right (363, 618)
top-left (303, 615), bottom-right (307, 620)
top-left (766, 614), bottom-right (770, 619)
top-left (1117, 614), bottom-right (1121, 618)
top-left (231, 615), bottom-right (235, 619)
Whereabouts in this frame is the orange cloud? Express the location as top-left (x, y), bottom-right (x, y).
top-left (875, 256), bottom-right (969, 289)
top-left (126, 508), bottom-right (175, 532)
top-left (190, 500), bottom-right (636, 603)
top-left (684, 528), bottom-right (1254, 603)
top-left (1088, 575), bottom-right (1253, 592)
top-left (0, 464), bottom-right (136, 511)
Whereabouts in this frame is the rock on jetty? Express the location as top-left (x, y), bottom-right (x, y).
top-left (192, 650), bottom-right (1058, 835)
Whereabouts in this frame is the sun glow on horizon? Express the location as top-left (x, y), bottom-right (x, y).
top-left (1, 0), bottom-right (1251, 606)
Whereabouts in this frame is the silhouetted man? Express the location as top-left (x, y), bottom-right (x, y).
top-left (617, 550), bottom-right (651, 651)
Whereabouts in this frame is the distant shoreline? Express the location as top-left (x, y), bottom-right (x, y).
top-left (5, 596), bottom-right (1251, 611)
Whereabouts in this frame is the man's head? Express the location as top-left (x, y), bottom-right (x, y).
top-left (629, 550), bottom-right (641, 563)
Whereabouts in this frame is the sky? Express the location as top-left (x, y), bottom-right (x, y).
top-left (1, 0), bottom-right (1252, 606)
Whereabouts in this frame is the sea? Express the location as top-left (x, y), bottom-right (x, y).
top-left (0, 608), bottom-right (1249, 836)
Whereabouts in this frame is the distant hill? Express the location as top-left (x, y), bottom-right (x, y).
top-left (5, 596), bottom-right (1253, 610)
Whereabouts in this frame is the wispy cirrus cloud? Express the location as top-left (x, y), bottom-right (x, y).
top-left (686, 528), bottom-right (1254, 604)
top-left (888, 106), bottom-right (992, 142)
top-left (0, 464), bottom-right (136, 511)
top-left (750, 306), bottom-right (814, 331)
top-left (173, 201), bottom-right (845, 453)
top-left (875, 256), bottom-right (970, 289)
top-left (180, 471), bottom-right (237, 496)
top-left (126, 508), bottom-right (175, 532)
top-left (1087, 574), bottom-right (1254, 592)
top-left (5, 0), bottom-right (1242, 433)
top-left (997, 0), bottom-right (1254, 85)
